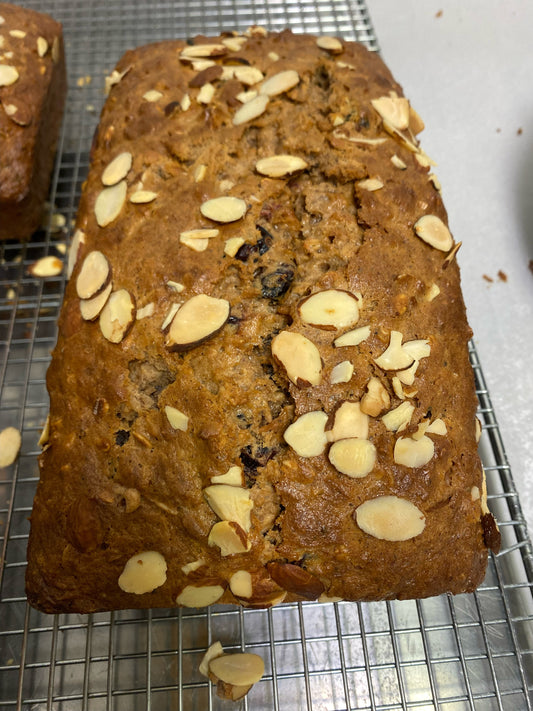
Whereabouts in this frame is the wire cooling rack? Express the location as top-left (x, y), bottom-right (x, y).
top-left (1, 1), bottom-right (532, 708)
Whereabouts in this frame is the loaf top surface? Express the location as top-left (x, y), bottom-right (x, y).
top-left (26, 29), bottom-right (499, 614)
top-left (0, 2), bottom-right (64, 201)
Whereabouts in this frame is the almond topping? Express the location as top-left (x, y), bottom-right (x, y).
top-left (271, 330), bottom-right (322, 387)
top-left (394, 435), bottom-right (435, 468)
top-left (164, 405), bottom-right (189, 431)
top-left (136, 302), bottom-right (155, 319)
top-left (197, 82), bottom-right (215, 104)
top-left (204, 485), bottom-right (253, 533)
top-left (181, 558), bottom-right (206, 575)
top-left (180, 43), bottom-right (227, 59)
top-left (67, 229), bottom-right (86, 279)
top-left (211, 465), bottom-right (244, 486)
top-left (255, 154), bottom-right (308, 178)
top-left (76, 250), bottom-right (110, 299)
top-left (199, 641), bottom-right (224, 677)
top-left (80, 282), bottom-right (112, 321)
top-left (166, 294), bottom-right (230, 351)
top-left (334, 325), bottom-right (371, 347)
top-left (221, 36), bottom-right (248, 52)
top-left (283, 411), bottom-right (328, 457)
top-left (355, 496), bottom-right (425, 541)
top-left (232, 93), bottom-right (269, 125)
top-left (0, 65), bottom-right (19, 86)
top-left (28, 256), bottom-right (63, 278)
top-left (391, 154), bottom-right (407, 169)
top-left (382, 402), bottom-right (415, 432)
top-left (414, 215), bottom-right (453, 252)
top-left (374, 331), bottom-right (414, 370)
top-left (209, 653), bottom-right (265, 687)
top-left (316, 36), bottom-right (344, 53)
top-left (37, 36), bottom-right (48, 57)
top-left (358, 178), bottom-right (384, 191)
top-left (426, 418), bottom-right (447, 435)
top-left (403, 339), bottom-right (430, 361)
top-left (208, 521), bottom-right (250, 556)
top-left (99, 289), bottom-right (136, 343)
top-left (229, 570), bottom-right (253, 599)
top-left (371, 96), bottom-right (410, 131)
top-left (224, 236), bottom-right (245, 257)
top-left (0, 426), bottom-right (21, 467)
top-left (330, 360), bottom-right (354, 384)
top-left (326, 401), bottom-right (368, 442)
top-left (176, 584), bottom-right (225, 607)
top-left (102, 152), bottom-right (132, 186)
top-left (129, 190), bottom-right (157, 204)
top-left (118, 551), bottom-right (167, 594)
top-left (142, 89), bottom-right (163, 102)
top-left (328, 438), bottom-right (376, 478)
top-left (260, 69), bottom-right (299, 97)
top-left (360, 377), bottom-right (390, 417)
top-left (161, 303), bottom-right (181, 332)
top-left (332, 130), bottom-right (388, 146)
top-left (299, 289), bottom-right (360, 330)
top-left (200, 196), bottom-right (247, 223)
top-left (95, 180), bottom-right (127, 227)
top-left (233, 65), bottom-right (264, 86)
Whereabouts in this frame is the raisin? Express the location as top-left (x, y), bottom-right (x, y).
top-left (260, 265), bottom-right (295, 300)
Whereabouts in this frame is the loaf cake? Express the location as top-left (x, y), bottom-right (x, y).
top-left (26, 28), bottom-right (499, 614)
top-left (0, 2), bottom-right (66, 241)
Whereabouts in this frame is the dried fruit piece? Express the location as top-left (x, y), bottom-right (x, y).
top-left (203, 484), bottom-right (253, 532)
top-left (360, 377), bottom-right (390, 417)
top-left (355, 496), bottom-right (425, 541)
top-left (283, 410), bottom-right (328, 457)
top-left (0, 65), bottom-right (19, 86)
top-left (299, 289), bottom-right (360, 330)
top-left (394, 435), bottom-right (435, 468)
top-left (211, 465), bottom-right (244, 486)
top-left (267, 561), bottom-right (324, 600)
top-left (118, 551), bottom-right (167, 594)
top-left (260, 69), bottom-right (299, 96)
top-left (209, 653), bottom-right (265, 687)
top-left (334, 325), bottom-right (371, 347)
top-left (271, 331), bottom-right (322, 386)
top-left (166, 294), bottom-right (230, 351)
top-left (233, 93), bottom-right (269, 125)
top-left (316, 36), bottom-right (344, 53)
top-left (200, 197), bottom-right (247, 223)
top-left (208, 521), bottom-right (250, 556)
top-left (80, 282), bottom-right (112, 321)
top-left (130, 190), bottom-right (157, 204)
top-left (229, 570), bottom-right (252, 598)
top-left (326, 401), bottom-right (368, 442)
top-left (255, 154), bottom-right (308, 178)
top-left (414, 215), bottom-right (453, 252)
top-left (99, 289), bottom-right (136, 343)
top-left (176, 584), bottom-right (225, 607)
top-left (371, 95), bottom-right (410, 131)
top-left (330, 360), bottom-right (353, 384)
top-left (76, 250), bottom-right (110, 299)
top-left (374, 331), bottom-right (414, 371)
top-left (28, 256), bottom-right (63, 277)
top-left (164, 405), bottom-right (189, 431)
top-left (0, 426), bottom-right (21, 467)
top-left (328, 438), bottom-right (376, 478)
top-left (102, 152), bottom-right (132, 186)
top-left (95, 180), bottom-right (127, 227)
top-left (382, 402), bottom-right (415, 432)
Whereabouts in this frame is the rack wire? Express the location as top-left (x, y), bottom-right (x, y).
top-left (1, 1), bottom-right (532, 708)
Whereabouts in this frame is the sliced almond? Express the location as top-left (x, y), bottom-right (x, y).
top-left (208, 521), bottom-right (250, 556)
top-left (426, 418), bottom-right (447, 436)
top-left (428, 173), bottom-right (442, 192)
top-left (199, 641), bottom-right (224, 678)
top-left (233, 65), bottom-right (264, 86)
top-left (236, 89), bottom-right (258, 103)
top-left (37, 36), bottom-right (49, 57)
top-left (409, 105), bottom-right (425, 134)
top-left (211, 465), bottom-right (244, 486)
top-left (102, 152), bottom-right (132, 186)
top-left (330, 360), bottom-right (354, 384)
top-left (260, 69), bottom-right (299, 97)
top-left (38, 415), bottom-right (50, 448)
top-left (332, 130), bottom-right (388, 146)
top-left (360, 377), bottom-right (390, 417)
top-left (164, 405), bottom-right (189, 431)
top-left (229, 570), bottom-right (253, 599)
top-left (200, 196), bottom-right (247, 223)
top-left (95, 180), bottom-right (127, 227)
top-left (358, 178), bottom-right (384, 191)
top-left (118, 551), bottom-right (167, 594)
top-left (80, 281), bottom-right (112, 321)
top-left (99, 289), bottom-right (136, 343)
top-left (197, 82), bottom-right (215, 104)
top-left (143, 89), bottom-right (163, 102)
top-left (271, 330), bottom-right (322, 387)
top-left (316, 36), bottom-right (343, 53)
top-left (167, 280), bottom-right (185, 293)
top-left (28, 256), bottom-right (63, 277)
top-left (355, 496), bottom-right (425, 541)
top-left (255, 154), bottom-right (308, 178)
top-left (221, 36), bottom-right (248, 51)
top-left (180, 43), bottom-right (227, 59)
top-left (414, 215), bottom-right (453, 252)
top-left (328, 438), bottom-right (376, 478)
top-left (382, 402), bottom-right (415, 432)
top-left (130, 190), bottom-right (157, 204)
top-left (391, 154), bottom-right (407, 170)
top-left (232, 93), bottom-right (269, 126)
top-left (136, 302), bottom-right (155, 319)
top-left (181, 93), bottom-right (191, 111)
top-left (224, 236), bottom-right (245, 257)
top-left (394, 435), bottom-right (434, 468)
top-left (334, 325), bottom-right (371, 347)
top-left (327, 401), bottom-right (368, 442)
top-left (166, 294), bottom-right (230, 351)
top-left (0, 65), bottom-right (19, 86)
top-left (396, 360), bottom-right (418, 386)
top-left (181, 558), bottom-right (206, 575)
top-left (283, 410), bottom-right (328, 457)
top-left (209, 653), bottom-right (265, 687)
top-left (299, 289), bottom-right (360, 330)
top-left (374, 331), bottom-right (413, 370)
top-left (203, 484), bottom-right (253, 532)
top-left (67, 229), bottom-right (86, 279)
top-left (371, 96), bottom-right (410, 131)
top-left (76, 250), bottom-right (110, 299)
top-left (180, 227), bottom-right (219, 241)
top-left (176, 584), bottom-right (225, 607)
top-left (0, 426), bottom-right (21, 467)
top-left (402, 339), bottom-right (430, 361)
top-left (161, 303), bottom-right (181, 332)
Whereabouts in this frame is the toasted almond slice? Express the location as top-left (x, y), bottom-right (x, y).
top-left (229, 570), bottom-right (253, 598)
top-left (271, 330), bottom-right (322, 387)
top-left (394, 435), bottom-right (434, 468)
top-left (283, 411), bottom-right (328, 457)
top-left (334, 325), bottom-right (371, 347)
top-left (95, 180), bottom-right (127, 227)
top-left (236, 89), bottom-right (258, 104)
top-left (402, 338), bottom-right (430, 361)
top-left (136, 302), bottom-right (155, 319)
top-left (197, 82), bottom-right (215, 104)
top-left (396, 360), bottom-right (418, 386)
top-left (118, 551), bottom-right (167, 594)
top-left (211, 465), bottom-right (244, 486)
top-left (130, 190), bottom-right (157, 204)
top-left (76, 250), bottom-right (110, 299)
top-left (326, 401), bottom-right (368, 442)
top-left (200, 196), bottom-right (247, 223)
top-left (382, 402), bottom-right (415, 432)
top-left (316, 35), bottom-right (344, 53)
top-left (209, 653), bottom-right (265, 687)
top-left (181, 93), bottom-right (191, 111)
top-left (166, 294), bottom-right (230, 351)
top-left (371, 96), bottom-right (410, 131)
top-left (143, 89), bottom-right (163, 102)
top-left (208, 520), bottom-right (250, 556)
top-left (328, 438), bottom-right (376, 478)
top-left (299, 289), bottom-right (360, 330)
top-left (37, 36), bottom-right (48, 57)
top-left (374, 331), bottom-right (413, 370)
top-left (161, 303), bottom-right (181, 332)
top-left (391, 154), bottom-right (407, 169)
top-left (355, 496), bottom-right (425, 541)
top-left (164, 405), bottom-right (189, 431)
top-left (358, 178), bottom-right (384, 191)
top-left (221, 36), bottom-right (248, 51)
top-left (414, 215), bottom-right (453, 251)
top-left (426, 418), bottom-right (447, 436)
top-left (181, 558), bottom-right (206, 575)
top-left (167, 280), bottom-right (185, 293)
top-left (330, 360), bottom-right (354, 384)
top-left (28, 256), bottom-right (63, 278)
top-left (0, 426), bottom-right (21, 467)
top-left (0, 65), bottom-right (19, 86)
top-left (255, 154), bottom-right (308, 178)
top-left (360, 377), bottom-right (390, 417)
top-left (332, 130), bottom-right (388, 146)
top-left (180, 43), bottom-right (227, 58)
top-left (176, 584), bottom-right (225, 607)
top-left (67, 229), bottom-right (86, 279)
top-left (99, 289), bottom-right (136, 343)
top-left (180, 236), bottom-right (209, 252)
top-left (180, 228), bottom-right (220, 240)
top-left (199, 641), bottom-right (225, 677)
top-left (80, 281), bottom-right (112, 321)
top-left (233, 65), bottom-right (264, 86)
top-left (102, 152), bottom-right (132, 186)
top-left (203, 484), bottom-right (253, 532)
top-left (260, 69), bottom-right (299, 96)
top-left (224, 236), bottom-right (246, 257)
top-left (233, 93), bottom-right (269, 126)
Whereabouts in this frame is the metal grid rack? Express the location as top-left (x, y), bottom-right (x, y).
top-left (1, 1), bottom-right (532, 708)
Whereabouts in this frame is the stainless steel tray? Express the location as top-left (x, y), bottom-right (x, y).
top-left (1, 1), bottom-right (532, 708)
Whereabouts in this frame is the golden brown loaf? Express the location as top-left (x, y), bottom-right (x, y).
top-left (0, 2), bottom-right (66, 241)
top-left (26, 29), bottom-right (499, 614)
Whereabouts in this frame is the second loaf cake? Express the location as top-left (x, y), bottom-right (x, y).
top-left (26, 28), bottom-right (499, 614)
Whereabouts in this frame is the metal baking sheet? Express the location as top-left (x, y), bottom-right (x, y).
top-left (1, 1), bottom-right (532, 708)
